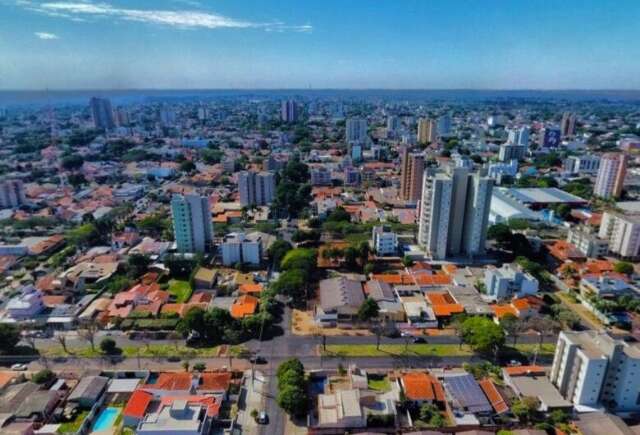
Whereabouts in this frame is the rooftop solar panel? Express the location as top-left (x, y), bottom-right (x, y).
top-left (443, 373), bottom-right (492, 414)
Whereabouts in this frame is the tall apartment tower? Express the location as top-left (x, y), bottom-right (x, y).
top-left (507, 126), bottom-right (530, 146)
top-left (550, 331), bottom-right (640, 412)
top-left (399, 147), bottom-right (425, 202)
top-left (560, 112), bottom-right (577, 137)
top-left (238, 171), bottom-right (276, 206)
top-left (171, 194), bottom-right (214, 253)
top-left (0, 179), bottom-right (26, 209)
top-left (418, 166), bottom-right (493, 260)
top-left (417, 118), bottom-right (437, 144)
top-left (437, 113), bottom-right (452, 137)
top-left (346, 117), bottom-right (368, 143)
top-left (89, 97), bottom-right (115, 130)
top-left (281, 100), bottom-right (299, 123)
top-left (594, 153), bottom-right (627, 199)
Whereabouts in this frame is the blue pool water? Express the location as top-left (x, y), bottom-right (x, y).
top-left (310, 377), bottom-right (327, 395)
top-left (91, 407), bottom-right (120, 432)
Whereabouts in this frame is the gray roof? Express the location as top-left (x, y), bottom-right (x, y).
top-left (442, 373), bottom-right (492, 414)
top-left (576, 412), bottom-right (636, 435)
top-left (319, 277), bottom-right (364, 314)
top-left (366, 280), bottom-right (395, 301)
top-left (68, 376), bottom-right (108, 402)
top-left (509, 376), bottom-right (571, 409)
top-left (0, 382), bottom-right (40, 413)
top-left (15, 390), bottom-right (58, 419)
top-left (504, 187), bottom-right (587, 204)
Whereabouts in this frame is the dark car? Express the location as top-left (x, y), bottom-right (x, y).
top-left (249, 356), bottom-right (267, 365)
top-left (413, 337), bottom-right (426, 344)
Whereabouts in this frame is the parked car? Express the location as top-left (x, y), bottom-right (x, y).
top-left (11, 363), bottom-right (27, 371)
top-left (249, 356), bottom-right (267, 365)
top-left (413, 337), bottom-right (426, 344)
top-left (257, 411), bottom-right (269, 424)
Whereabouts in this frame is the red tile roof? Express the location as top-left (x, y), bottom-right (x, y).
top-left (198, 372), bottom-right (232, 392)
top-left (478, 378), bottom-right (509, 414)
top-left (123, 390), bottom-right (153, 419)
top-left (144, 372), bottom-right (193, 391)
top-left (401, 372), bottom-right (445, 402)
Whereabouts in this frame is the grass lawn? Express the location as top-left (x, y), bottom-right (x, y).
top-left (43, 343), bottom-right (222, 358)
top-left (323, 344), bottom-right (474, 357)
top-left (57, 410), bottom-right (89, 434)
top-left (322, 343), bottom-right (555, 358)
top-left (367, 376), bottom-right (391, 392)
top-left (168, 279), bottom-right (192, 302)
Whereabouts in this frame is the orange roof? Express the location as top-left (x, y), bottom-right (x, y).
top-left (145, 372), bottom-right (193, 391)
top-left (123, 389), bottom-right (153, 419)
top-left (478, 378), bottom-right (509, 414)
top-left (239, 283), bottom-right (263, 294)
top-left (426, 292), bottom-right (455, 305)
top-left (198, 372), bottom-right (232, 392)
top-left (582, 259), bottom-right (614, 275)
top-left (431, 304), bottom-right (465, 317)
top-left (503, 365), bottom-right (546, 377)
top-left (372, 273), bottom-right (414, 285)
top-left (230, 295), bottom-right (259, 319)
top-left (402, 372), bottom-right (434, 401)
top-left (190, 292), bottom-right (213, 303)
top-left (512, 297), bottom-right (539, 312)
top-left (0, 372), bottom-right (16, 390)
top-left (414, 273), bottom-right (452, 286)
top-left (441, 264), bottom-right (458, 275)
top-left (491, 304), bottom-right (518, 319)
top-left (548, 240), bottom-right (585, 261)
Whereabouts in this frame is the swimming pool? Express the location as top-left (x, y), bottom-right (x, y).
top-left (91, 407), bottom-right (120, 432)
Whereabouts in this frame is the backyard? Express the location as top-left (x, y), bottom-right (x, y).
top-left (168, 279), bottom-right (192, 302)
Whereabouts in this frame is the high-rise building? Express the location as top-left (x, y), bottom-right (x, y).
top-left (563, 155), bottom-right (600, 175)
top-left (159, 107), bottom-right (176, 127)
top-left (560, 112), bottom-right (577, 137)
top-left (437, 113), bottom-right (452, 137)
top-left (114, 107), bottom-right (130, 127)
top-left (507, 127), bottom-right (530, 146)
top-left (498, 144), bottom-right (527, 162)
top-left (538, 127), bottom-right (562, 148)
top-left (346, 117), bottom-right (368, 143)
top-left (281, 100), bottom-right (299, 123)
top-left (598, 211), bottom-right (640, 258)
top-left (238, 171), bottom-right (276, 206)
top-left (550, 331), bottom-right (640, 412)
top-left (171, 194), bottom-right (214, 253)
top-left (310, 167), bottom-right (332, 186)
top-left (418, 167), bottom-right (493, 260)
top-left (0, 180), bottom-right (26, 209)
top-left (399, 147), bottom-right (425, 202)
top-left (594, 153), bottom-right (627, 199)
top-left (417, 118), bottom-right (437, 144)
top-left (386, 116), bottom-right (400, 132)
top-left (89, 97), bottom-right (115, 130)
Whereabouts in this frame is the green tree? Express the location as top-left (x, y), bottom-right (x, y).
top-left (511, 396), bottom-right (539, 423)
top-left (61, 154), bottom-right (84, 170)
top-left (127, 254), bottom-right (151, 278)
top-left (487, 223), bottom-right (512, 247)
top-left (357, 298), bottom-right (379, 322)
top-left (402, 255), bottom-right (414, 268)
top-left (100, 337), bottom-right (118, 355)
top-left (270, 269), bottom-right (307, 301)
top-left (32, 369), bottom-right (56, 385)
top-left (268, 240), bottom-right (292, 270)
top-left (461, 317), bottom-right (505, 356)
top-left (280, 248), bottom-right (317, 275)
top-left (277, 385), bottom-right (308, 417)
top-left (614, 261), bottom-right (634, 276)
top-left (180, 160), bottom-right (196, 172)
top-left (0, 324), bottom-right (20, 354)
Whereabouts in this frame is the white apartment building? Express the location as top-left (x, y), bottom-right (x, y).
top-left (567, 225), bottom-right (609, 258)
top-left (220, 232), bottom-right (262, 266)
top-left (550, 331), bottom-right (640, 412)
top-left (238, 171), bottom-right (276, 206)
top-left (371, 225), bottom-right (398, 256)
top-left (0, 179), bottom-right (26, 209)
top-left (507, 126), bottom-right (530, 146)
top-left (563, 155), bottom-right (600, 175)
top-left (594, 153), bottom-right (627, 199)
top-left (498, 144), bottom-right (526, 162)
top-left (599, 211), bottom-right (640, 258)
top-left (418, 166), bottom-right (493, 260)
top-left (346, 117), bottom-right (368, 143)
top-left (483, 263), bottom-right (539, 301)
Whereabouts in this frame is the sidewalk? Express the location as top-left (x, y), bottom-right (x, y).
top-left (237, 370), bottom-right (267, 435)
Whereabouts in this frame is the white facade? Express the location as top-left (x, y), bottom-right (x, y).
top-left (594, 153), bottom-right (627, 199)
top-left (550, 331), bottom-right (640, 412)
top-left (599, 211), bottom-right (640, 258)
top-left (483, 264), bottom-right (539, 301)
top-left (220, 232), bottom-right (262, 266)
top-left (507, 126), bottom-right (530, 146)
top-left (0, 179), bottom-right (26, 209)
top-left (418, 167), bottom-right (493, 260)
top-left (238, 171), bottom-right (276, 206)
top-left (6, 285), bottom-right (45, 320)
top-left (371, 225), bottom-right (398, 256)
top-left (567, 226), bottom-right (609, 258)
top-left (563, 155), bottom-right (600, 175)
top-left (346, 118), bottom-right (368, 143)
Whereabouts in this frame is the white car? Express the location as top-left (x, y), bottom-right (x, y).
top-left (11, 363), bottom-right (27, 371)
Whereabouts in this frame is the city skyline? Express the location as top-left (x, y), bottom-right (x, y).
top-left (2, 0), bottom-right (640, 90)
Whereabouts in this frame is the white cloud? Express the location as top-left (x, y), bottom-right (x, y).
top-left (34, 31), bottom-right (59, 39)
top-left (20, 1), bottom-right (312, 32)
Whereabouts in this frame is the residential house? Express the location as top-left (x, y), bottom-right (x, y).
top-left (317, 277), bottom-right (365, 325)
top-left (316, 389), bottom-right (365, 429)
top-left (400, 372), bottom-right (446, 406)
top-left (67, 376), bottom-right (109, 409)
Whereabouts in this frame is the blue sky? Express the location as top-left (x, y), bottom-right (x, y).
top-left (1, 0), bottom-right (639, 90)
